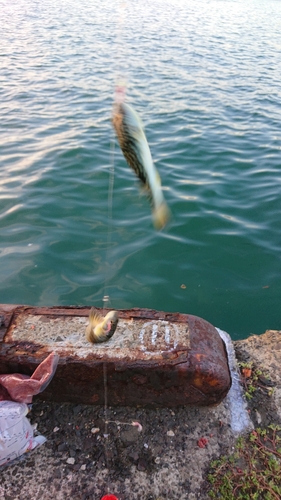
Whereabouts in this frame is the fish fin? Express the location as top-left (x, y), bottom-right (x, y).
top-left (88, 307), bottom-right (103, 327)
top-left (86, 318), bottom-right (107, 344)
top-left (153, 201), bottom-right (171, 230)
top-left (85, 308), bottom-right (102, 343)
top-left (85, 323), bottom-right (95, 343)
top-left (156, 171), bottom-right (162, 185)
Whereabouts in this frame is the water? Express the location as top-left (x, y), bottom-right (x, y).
top-left (0, 0), bottom-right (280, 340)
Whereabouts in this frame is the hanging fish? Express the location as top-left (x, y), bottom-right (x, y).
top-left (86, 308), bottom-right (119, 344)
top-left (112, 101), bottom-right (170, 230)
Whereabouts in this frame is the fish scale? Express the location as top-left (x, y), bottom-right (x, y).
top-left (114, 104), bottom-right (149, 187)
top-left (112, 101), bottom-right (170, 230)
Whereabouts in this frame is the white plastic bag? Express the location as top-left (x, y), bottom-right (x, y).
top-left (0, 401), bottom-right (46, 466)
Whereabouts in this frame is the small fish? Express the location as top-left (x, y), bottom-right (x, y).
top-left (86, 308), bottom-right (119, 344)
top-left (112, 101), bottom-right (170, 230)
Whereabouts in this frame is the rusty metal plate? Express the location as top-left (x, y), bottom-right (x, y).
top-left (0, 305), bottom-right (231, 407)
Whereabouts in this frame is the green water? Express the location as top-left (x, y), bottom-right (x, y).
top-left (1, 0), bottom-right (280, 339)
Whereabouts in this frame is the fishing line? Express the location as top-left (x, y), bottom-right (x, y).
top-left (102, 1), bottom-right (127, 316)
top-left (101, 3), bottom-right (129, 498)
top-left (103, 361), bottom-right (111, 494)
top-left (101, 126), bottom-right (116, 500)
top-left (102, 134), bottom-right (115, 315)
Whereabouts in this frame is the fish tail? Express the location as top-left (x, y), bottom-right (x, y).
top-left (85, 323), bottom-right (97, 343)
top-left (86, 320), bottom-right (107, 344)
top-left (86, 308), bottom-right (103, 343)
top-left (153, 201), bottom-right (170, 230)
top-left (93, 323), bottom-right (107, 342)
top-left (88, 307), bottom-right (103, 326)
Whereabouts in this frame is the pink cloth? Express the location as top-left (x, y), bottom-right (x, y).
top-left (0, 352), bottom-right (59, 403)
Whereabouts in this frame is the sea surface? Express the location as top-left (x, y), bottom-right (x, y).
top-left (1, 0), bottom-right (280, 340)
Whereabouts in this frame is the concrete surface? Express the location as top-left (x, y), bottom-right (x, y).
top-left (0, 329), bottom-right (280, 500)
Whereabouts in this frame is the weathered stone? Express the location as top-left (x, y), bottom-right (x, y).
top-left (137, 458), bottom-right (147, 471)
top-left (120, 428), bottom-right (139, 445)
top-left (235, 329), bottom-right (281, 421)
top-left (235, 330), bottom-right (281, 385)
top-left (0, 304), bottom-right (231, 407)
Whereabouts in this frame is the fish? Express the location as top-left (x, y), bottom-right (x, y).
top-left (85, 308), bottom-right (119, 344)
top-left (112, 101), bottom-right (170, 230)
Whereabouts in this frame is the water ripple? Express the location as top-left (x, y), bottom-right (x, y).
top-left (0, 0), bottom-right (281, 338)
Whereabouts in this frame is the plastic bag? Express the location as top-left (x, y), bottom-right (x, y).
top-left (0, 352), bottom-right (59, 403)
top-left (0, 401), bottom-right (46, 466)
top-left (0, 352), bottom-right (59, 466)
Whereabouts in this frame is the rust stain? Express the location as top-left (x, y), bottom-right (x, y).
top-left (0, 303), bottom-right (231, 407)
top-left (132, 374), bottom-right (148, 385)
top-left (194, 353), bottom-right (207, 362)
top-left (192, 375), bottom-right (204, 388)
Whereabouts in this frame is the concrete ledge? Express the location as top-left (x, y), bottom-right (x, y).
top-left (0, 305), bottom-right (231, 407)
top-left (0, 305), bottom-right (280, 499)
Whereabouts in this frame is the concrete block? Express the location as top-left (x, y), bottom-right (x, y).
top-left (0, 305), bottom-right (231, 407)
